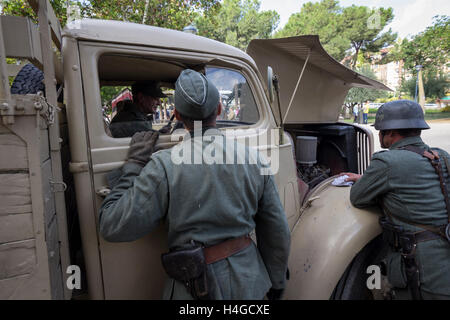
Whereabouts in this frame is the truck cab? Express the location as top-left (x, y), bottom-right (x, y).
top-left (0, 1), bottom-right (389, 300)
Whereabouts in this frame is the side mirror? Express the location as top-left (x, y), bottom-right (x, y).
top-left (267, 66), bottom-right (274, 103)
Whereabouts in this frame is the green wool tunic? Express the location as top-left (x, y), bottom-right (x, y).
top-left (350, 136), bottom-right (450, 298)
top-left (99, 128), bottom-right (291, 299)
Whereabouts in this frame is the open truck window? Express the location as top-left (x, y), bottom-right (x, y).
top-left (97, 54), bottom-right (260, 138)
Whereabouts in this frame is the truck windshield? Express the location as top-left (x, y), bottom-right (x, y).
top-left (205, 67), bottom-right (259, 125)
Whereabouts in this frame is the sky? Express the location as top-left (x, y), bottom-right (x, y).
top-left (259, 0), bottom-right (450, 39)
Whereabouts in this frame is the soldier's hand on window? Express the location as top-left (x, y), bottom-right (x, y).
top-left (339, 172), bottom-right (362, 183)
top-left (127, 130), bottom-right (160, 167)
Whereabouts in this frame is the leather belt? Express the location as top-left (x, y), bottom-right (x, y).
top-left (414, 228), bottom-right (447, 243)
top-left (203, 235), bottom-right (252, 265)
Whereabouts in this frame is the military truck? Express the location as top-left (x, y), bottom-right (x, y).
top-left (0, 0), bottom-right (390, 300)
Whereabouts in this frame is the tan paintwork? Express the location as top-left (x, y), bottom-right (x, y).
top-left (285, 177), bottom-right (382, 299)
top-left (1, 2), bottom-right (390, 299)
top-left (247, 36), bottom-right (391, 124)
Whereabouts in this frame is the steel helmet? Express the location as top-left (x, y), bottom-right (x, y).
top-left (373, 100), bottom-right (430, 130)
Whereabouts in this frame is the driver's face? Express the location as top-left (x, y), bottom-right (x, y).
top-left (139, 93), bottom-right (161, 114)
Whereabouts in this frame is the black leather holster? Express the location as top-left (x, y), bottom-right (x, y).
top-left (161, 246), bottom-right (210, 299)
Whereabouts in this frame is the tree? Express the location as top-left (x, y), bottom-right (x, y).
top-left (82, 0), bottom-right (221, 31)
top-left (275, 0), bottom-right (349, 61)
top-left (400, 73), bottom-right (449, 101)
top-left (275, 0), bottom-right (397, 66)
top-left (341, 5), bottom-right (397, 69)
top-left (344, 64), bottom-right (389, 111)
top-left (2, 0), bottom-right (222, 31)
top-left (195, 0), bottom-right (279, 51)
top-left (1, 0), bottom-right (70, 26)
top-left (400, 15), bottom-right (449, 74)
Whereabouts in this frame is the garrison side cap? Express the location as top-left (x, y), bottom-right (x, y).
top-left (174, 69), bottom-right (220, 120)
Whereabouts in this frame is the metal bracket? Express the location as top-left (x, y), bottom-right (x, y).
top-left (49, 179), bottom-right (67, 192)
top-left (34, 92), bottom-right (60, 125)
top-left (96, 187), bottom-right (111, 197)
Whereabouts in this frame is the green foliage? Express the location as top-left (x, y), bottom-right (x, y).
top-left (342, 5), bottom-right (397, 68)
top-left (400, 73), bottom-right (449, 100)
top-left (441, 105), bottom-right (450, 112)
top-left (2, 0), bottom-right (221, 31)
top-left (400, 16), bottom-right (449, 74)
top-left (275, 0), bottom-right (349, 61)
top-left (275, 0), bottom-right (396, 65)
top-left (1, 0), bottom-right (73, 26)
top-left (82, 0), bottom-right (221, 30)
top-left (101, 86), bottom-right (128, 105)
top-left (196, 0), bottom-right (279, 50)
top-left (345, 64), bottom-right (389, 105)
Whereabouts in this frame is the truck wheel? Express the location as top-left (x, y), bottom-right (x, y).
top-left (10, 63), bottom-right (45, 94)
top-left (331, 235), bottom-right (387, 300)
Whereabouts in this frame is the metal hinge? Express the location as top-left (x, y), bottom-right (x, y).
top-left (34, 92), bottom-right (60, 125)
top-left (96, 187), bottom-right (111, 197)
top-left (49, 179), bottom-right (67, 192)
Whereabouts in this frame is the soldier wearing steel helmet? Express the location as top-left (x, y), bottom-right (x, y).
top-left (341, 100), bottom-right (450, 300)
top-left (99, 69), bottom-right (290, 300)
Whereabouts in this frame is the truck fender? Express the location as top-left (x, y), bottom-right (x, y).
top-left (284, 177), bottom-right (382, 300)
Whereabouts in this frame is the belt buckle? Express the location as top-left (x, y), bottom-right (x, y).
top-left (445, 224), bottom-right (450, 242)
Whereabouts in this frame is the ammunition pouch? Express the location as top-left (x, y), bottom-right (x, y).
top-left (161, 246), bottom-right (210, 300)
top-left (379, 217), bottom-right (422, 299)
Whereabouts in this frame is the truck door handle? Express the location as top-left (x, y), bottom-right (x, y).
top-left (96, 187), bottom-right (111, 197)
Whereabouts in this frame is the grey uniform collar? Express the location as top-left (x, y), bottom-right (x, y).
top-left (390, 136), bottom-right (425, 150)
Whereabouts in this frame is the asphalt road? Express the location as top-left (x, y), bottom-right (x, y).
top-left (364, 120), bottom-right (450, 153)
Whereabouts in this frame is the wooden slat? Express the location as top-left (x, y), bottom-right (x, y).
top-left (0, 274), bottom-right (30, 299)
top-left (0, 174), bottom-right (31, 215)
top-left (41, 159), bottom-right (55, 226)
top-left (40, 128), bottom-right (50, 163)
top-left (0, 239), bottom-right (36, 279)
top-left (28, 0), bottom-right (61, 50)
top-left (46, 217), bottom-right (64, 299)
top-left (0, 213), bottom-right (34, 244)
top-left (0, 134), bottom-right (28, 170)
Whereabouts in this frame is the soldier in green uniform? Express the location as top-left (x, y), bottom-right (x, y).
top-left (109, 81), bottom-right (166, 138)
top-left (342, 100), bottom-right (450, 299)
top-left (99, 69), bottom-right (291, 300)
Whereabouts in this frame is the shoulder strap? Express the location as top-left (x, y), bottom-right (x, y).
top-left (400, 145), bottom-right (450, 224)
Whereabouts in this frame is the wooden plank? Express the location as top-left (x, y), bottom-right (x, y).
top-left (0, 134), bottom-right (28, 170)
top-left (0, 213), bottom-right (34, 244)
top-left (40, 128), bottom-right (50, 163)
top-left (0, 174), bottom-right (31, 215)
top-left (0, 239), bottom-right (36, 279)
top-left (41, 159), bottom-right (55, 226)
top-left (0, 274), bottom-right (30, 299)
top-left (28, 0), bottom-right (61, 49)
top-left (46, 217), bottom-right (64, 299)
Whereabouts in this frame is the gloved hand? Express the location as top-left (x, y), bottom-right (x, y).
top-left (127, 130), bottom-right (159, 166)
top-left (158, 124), bottom-right (172, 134)
top-left (266, 288), bottom-right (284, 300)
